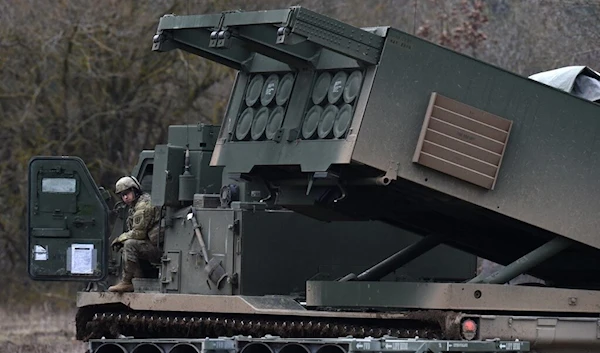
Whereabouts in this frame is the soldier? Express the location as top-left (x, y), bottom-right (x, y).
top-left (108, 176), bottom-right (162, 293)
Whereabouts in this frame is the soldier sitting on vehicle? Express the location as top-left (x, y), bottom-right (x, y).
top-left (108, 176), bottom-right (162, 293)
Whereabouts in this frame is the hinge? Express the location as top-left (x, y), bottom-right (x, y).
top-left (228, 219), bottom-right (240, 235)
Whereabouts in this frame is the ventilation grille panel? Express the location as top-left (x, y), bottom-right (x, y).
top-left (413, 92), bottom-right (513, 190)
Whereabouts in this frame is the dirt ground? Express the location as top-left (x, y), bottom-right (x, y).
top-left (0, 308), bottom-right (87, 353)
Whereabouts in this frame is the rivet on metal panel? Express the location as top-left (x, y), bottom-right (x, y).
top-left (508, 317), bottom-right (513, 327)
top-left (568, 297), bottom-right (578, 306)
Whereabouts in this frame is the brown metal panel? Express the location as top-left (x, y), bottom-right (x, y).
top-left (431, 106), bottom-right (509, 143)
top-left (493, 121), bottom-right (512, 190)
top-left (416, 153), bottom-right (495, 189)
top-left (424, 129), bottom-right (502, 165)
top-left (421, 141), bottom-right (498, 177)
top-left (77, 292), bottom-right (413, 319)
top-left (434, 94), bottom-right (512, 131)
top-left (427, 118), bottom-right (505, 154)
top-left (306, 281), bottom-right (600, 314)
top-left (413, 92), bottom-right (512, 190)
top-left (412, 93), bottom-right (436, 162)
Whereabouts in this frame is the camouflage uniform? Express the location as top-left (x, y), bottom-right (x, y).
top-left (109, 192), bottom-right (162, 292)
top-left (118, 193), bottom-right (163, 265)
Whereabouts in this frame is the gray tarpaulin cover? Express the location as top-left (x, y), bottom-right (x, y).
top-left (529, 65), bottom-right (600, 102)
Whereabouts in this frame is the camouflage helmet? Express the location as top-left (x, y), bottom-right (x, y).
top-left (115, 176), bottom-right (141, 194)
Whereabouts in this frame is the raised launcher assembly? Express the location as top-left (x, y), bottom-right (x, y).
top-left (153, 7), bottom-right (600, 312)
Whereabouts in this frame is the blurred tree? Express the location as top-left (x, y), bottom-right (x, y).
top-left (0, 0), bottom-right (237, 306)
top-left (472, 0), bottom-right (600, 75)
top-left (415, 0), bottom-right (488, 57)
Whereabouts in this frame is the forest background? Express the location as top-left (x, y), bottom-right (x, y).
top-left (0, 0), bottom-right (598, 339)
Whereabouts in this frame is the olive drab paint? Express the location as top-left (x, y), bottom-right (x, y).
top-left (27, 156), bottom-right (110, 281)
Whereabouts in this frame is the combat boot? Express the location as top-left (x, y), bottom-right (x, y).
top-left (108, 261), bottom-right (136, 293)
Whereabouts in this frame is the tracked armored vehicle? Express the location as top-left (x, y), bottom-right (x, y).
top-left (27, 6), bottom-right (600, 353)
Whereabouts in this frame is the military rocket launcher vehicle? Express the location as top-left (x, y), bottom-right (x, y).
top-left (26, 6), bottom-right (600, 353)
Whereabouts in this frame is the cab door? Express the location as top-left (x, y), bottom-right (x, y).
top-left (28, 156), bottom-right (109, 281)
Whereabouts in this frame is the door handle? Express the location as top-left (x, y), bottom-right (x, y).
top-left (72, 217), bottom-right (96, 227)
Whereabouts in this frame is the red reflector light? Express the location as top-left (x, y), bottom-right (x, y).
top-left (462, 319), bottom-right (477, 332)
top-left (461, 319), bottom-right (477, 340)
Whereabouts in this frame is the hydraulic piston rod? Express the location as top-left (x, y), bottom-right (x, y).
top-left (469, 237), bottom-right (572, 284)
top-left (351, 234), bottom-right (444, 282)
